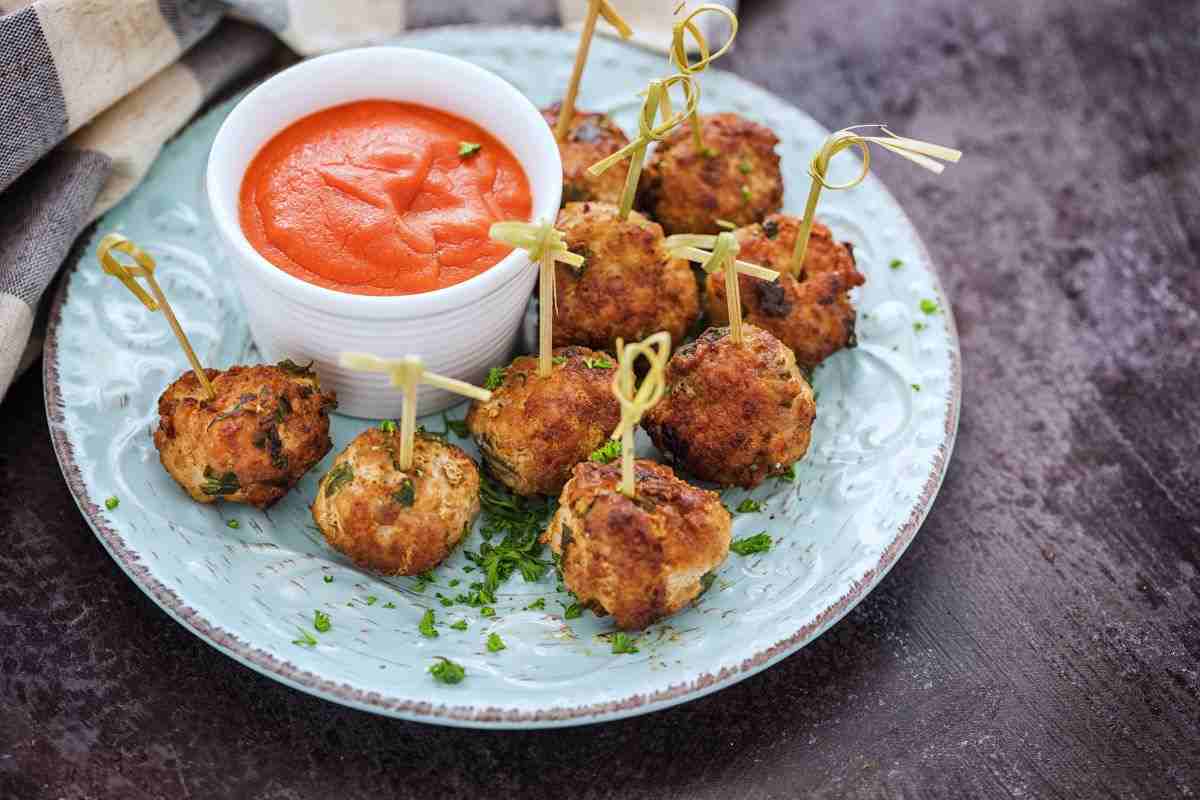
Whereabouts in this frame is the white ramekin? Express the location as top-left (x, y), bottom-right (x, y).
top-left (206, 47), bottom-right (562, 418)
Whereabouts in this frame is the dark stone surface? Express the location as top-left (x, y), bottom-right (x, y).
top-left (3, 0), bottom-right (1199, 797)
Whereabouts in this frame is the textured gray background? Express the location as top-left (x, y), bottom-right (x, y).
top-left (2, 0), bottom-right (1198, 798)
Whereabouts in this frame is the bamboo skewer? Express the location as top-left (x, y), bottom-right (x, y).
top-left (96, 233), bottom-right (215, 400)
top-left (660, 3), bottom-right (739, 150)
top-left (609, 331), bottom-right (672, 496)
top-left (340, 353), bottom-right (492, 471)
top-left (666, 232), bottom-right (779, 346)
top-left (555, 0), bottom-right (634, 141)
top-left (489, 220), bottom-right (585, 377)
top-left (791, 126), bottom-right (963, 275)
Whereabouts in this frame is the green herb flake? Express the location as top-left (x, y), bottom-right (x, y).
top-left (583, 355), bottom-right (613, 369)
top-left (552, 355), bottom-right (568, 366)
top-left (741, 185), bottom-right (752, 203)
top-left (393, 478), bottom-right (416, 507)
top-left (611, 632), bottom-right (639, 654)
top-left (365, 596), bottom-right (378, 606)
top-left (323, 575), bottom-right (333, 584)
top-left (277, 359), bottom-right (314, 376)
top-left (439, 595), bottom-right (454, 608)
top-left (776, 464), bottom-right (796, 483)
top-left (379, 419), bottom-right (398, 433)
top-left (313, 610), bottom-right (331, 633)
top-left (429, 657), bottom-right (465, 684)
top-left (413, 571), bottom-right (434, 593)
top-left (484, 366), bottom-right (508, 390)
top-left (731, 532), bottom-right (773, 556)
top-left (292, 627), bottom-right (318, 648)
top-left (911, 384), bottom-right (922, 392)
top-left (563, 602), bottom-right (583, 620)
top-left (700, 572), bottom-right (717, 593)
top-left (450, 619), bottom-right (469, 631)
top-left (735, 498), bottom-right (762, 514)
top-left (525, 597), bottom-right (546, 611)
top-left (462, 475), bottom-right (555, 606)
top-left (443, 414), bottom-right (470, 438)
top-left (486, 632), bottom-right (507, 653)
top-left (913, 321), bottom-right (928, 332)
top-left (226, 519), bottom-right (240, 530)
top-left (458, 141), bottom-right (482, 158)
top-left (589, 438), bottom-right (622, 464)
top-left (418, 608), bottom-right (438, 638)
top-left (700, 145), bottom-right (719, 158)
top-left (201, 467), bottom-right (240, 497)
top-left (383, 601), bottom-right (396, 609)
top-left (323, 462), bottom-right (354, 498)
top-left (448, 578), bottom-right (460, 587)
top-left (889, 258), bottom-right (904, 270)
top-left (105, 496), bottom-right (120, 511)
top-left (919, 298), bottom-right (940, 315)
top-left (738, 160), bottom-right (753, 175)
top-left (480, 606), bottom-right (496, 618)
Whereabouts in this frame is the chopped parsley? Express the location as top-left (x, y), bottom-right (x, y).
top-left (393, 478), bottom-right (416, 507)
top-left (700, 145), bottom-right (719, 158)
top-left (104, 496), bottom-right (119, 511)
top-left (911, 384), bottom-right (922, 392)
top-left (563, 602), bottom-right (583, 620)
top-left (776, 464), bottom-right (796, 483)
top-left (450, 619), bottom-right (469, 631)
top-left (486, 632), bottom-right (506, 653)
top-left (383, 601), bottom-right (396, 609)
top-left (889, 258), bottom-right (904, 270)
top-left (484, 366), bottom-right (508, 390)
top-left (740, 185), bottom-right (752, 203)
top-left (323, 575), bottom-right (333, 584)
top-left (277, 359), bottom-right (314, 376)
top-left (418, 609), bottom-right (438, 638)
top-left (480, 606), bottom-right (496, 618)
top-left (459, 476), bottom-right (555, 607)
top-left (913, 321), bottom-right (927, 332)
top-left (458, 142), bottom-right (482, 158)
top-left (525, 597), bottom-right (546, 611)
top-left (226, 519), bottom-right (240, 529)
top-left (919, 298), bottom-right (940, 315)
top-left (365, 595), bottom-right (378, 606)
top-left (323, 463), bottom-right (354, 497)
top-left (583, 355), bottom-right (613, 369)
top-left (313, 610), bottom-right (331, 633)
top-left (738, 160), bottom-right (753, 174)
top-left (438, 594), bottom-right (454, 608)
top-left (611, 632), bottom-right (639, 654)
top-left (552, 355), bottom-right (567, 366)
top-left (700, 572), bottom-right (717, 594)
top-left (429, 657), bottom-right (465, 684)
top-left (731, 532), bottom-right (773, 556)
top-left (589, 438), bottom-right (621, 464)
top-left (413, 571), bottom-right (434, 593)
top-left (735, 498), bottom-right (762, 514)
top-left (443, 414), bottom-right (470, 438)
top-left (201, 467), bottom-right (240, 496)
top-left (379, 419), bottom-right (397, 433)
top-left (292, 628), bottom-right (318, 648)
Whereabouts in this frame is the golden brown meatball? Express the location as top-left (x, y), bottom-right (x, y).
top-left (543, 459), bottom-right (731, 630)
top-left (639, 113), bottom-right (783, 235)
top-left (466, 346), bottom-right (621, 496)
top-left (542, 104), bottom-right (632, 206)
top-left (705, 214), bottom-right (866, 369)
top-left (153, 362), bottom-right (336, 508)
top-left (643, 325), bottom-right (815, 488)
top-left (312, 429), bottom-right (480, 576)
top-left (553, 201), bottom-right (700, 352)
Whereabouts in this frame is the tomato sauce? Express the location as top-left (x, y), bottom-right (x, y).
top-left (239, 100), bottom-right (532, 295)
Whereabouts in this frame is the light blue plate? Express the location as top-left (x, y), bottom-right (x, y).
top-left (44, 27), bottom-right (960, 728)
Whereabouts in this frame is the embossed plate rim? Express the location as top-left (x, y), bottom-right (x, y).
top-left (44, 25), bottom-right (961, 729)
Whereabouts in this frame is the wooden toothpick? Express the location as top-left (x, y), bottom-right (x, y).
top-left (791, 125), bottom-right (962, 275)
top-left (666, 231), bottom-right (779, 345)
top-left (587, 72), bottom-right (698, 219)
top-left (96, 233), bottom-right (215, 400)
top-left (489, 220), bottom-right (585, 377)
top-left (609, 331), bottom-right (671, 496)
top-left (340, 353), bottom-right (492, 470)
top-left (555, 0), bottom-right (634, 141)
top-left (661, 3), bottom-right (739, 150)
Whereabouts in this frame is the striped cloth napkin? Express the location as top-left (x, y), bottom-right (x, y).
top-left (0, 0), bottom-right (405, 400)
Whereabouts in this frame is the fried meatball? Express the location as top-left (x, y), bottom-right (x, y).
top-left (705, 214), bottom-right (866, 369)
top-left (643, 325), bottom-right (815, 488)
top-left (542, 104), bottom-right (632, 206)
top-left (553, 201), bottom-right (700, 352)
top-left (543, 459), bottom-right (731, 630)
top-left (153, 362), bottom-right (336, 508)
top-left (312, 430), bottom-right (480, 575)
top-left (640, 113), bottom-right (783, 235)
top-left (466, 346), bottom-right (621, 496)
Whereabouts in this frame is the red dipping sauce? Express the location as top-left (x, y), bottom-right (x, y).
top-left (239, 100), bottom-right (532, 295)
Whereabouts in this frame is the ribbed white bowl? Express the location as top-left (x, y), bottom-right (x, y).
top-left (206, 47), bottom-right (562, 417)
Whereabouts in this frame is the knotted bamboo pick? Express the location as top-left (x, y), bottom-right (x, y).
top-left (339, 354), bottom-right (492, 470)
top-left (666, 231), bottom-right (778, 345)
top-left (96, 233), bottom-right (215, 400)
top-left (555, 0), bottom-right (634, 140)
top-left (587, 72), bottom-right (698, 219)
top-left (609, 331), bottom-right (672, 496)
top-left (660, 3), bottom-right (739, 151)
top-left (791, 126), bottom-right (962, 274)
top-left (489, 220), bottom-right (584, 377)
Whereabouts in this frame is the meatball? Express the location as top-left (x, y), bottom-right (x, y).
top-left (705, 214), bottom-right (866, 369)
top-left (543, 459), bottom-right (731, 630)
top-left (312, 429), bottom-right (480, 576)
top-left (553, 201), bottom-right (700, 352)
top-left (153, 362), bottom-right (336, 508)
top-left (542, 104), bottom-right (632, 206)
top-left (643, 325), bottom-right (815, 488)
top-left (466, 346), bottom-right (622, 496)
top-left (640, 113), bottom-right (783, 235)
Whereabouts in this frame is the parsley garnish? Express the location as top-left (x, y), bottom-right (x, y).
top-left (552, 355), bottom-right (567, 366)
top-left (412, 571), bottom-right (434, 593)
top-left (277, 359), bottom-right (314, 376)
top-left (450, 619), bottom-right (469, 631)
top-left (429, 657), bottom-right (465, 684)
top-left (589, 438), bottom-right (621, 464)
top-left (458, 142), bottom-right (482, 157)
top-left (480, 606), bottom-right (496, 618)
top-left (484, 366), bottom-right (507, 390)
top-left (313, 610), bottom-right (331, 633)
top-left (740, 185), bottom-right (752, 203)
top-left (563, 602), bottom-right (583, 620)
top-left (323, 575), bottom-right (333, 584)
top-left (365, 595), bottom-right (378, 606)
top-left (738, 160), bottom-right (753, 174)
top-left (525, 597), bottom-right (546, 611)
top-left (393, 478), bottom-right (416, 507)
top-left (419, 608), bottom-right (438, 638)
top-left (911, 384), bottom-right (921, 392)
top-left (919, 298), bottom-right (940, 315)
top-left (583, 355), bottom-right (613, 369)
top-left (731, 532), bottom-right (773, 555)
top-left (913, 321), bottom-right (927, 332)
top-left (226, 519), bottom-right (240, 529)
top-left (105, 496), bottom-right (119, 511)
top-left (611, 632), bottom-right (639, 654)
top-left (383, 601), bottom-right (396, 609)
top-left (443, 413), bottom-right (469, 437)
top-left (323, 463), bottom-right (354, 497)
top-left (379, 419), bottom-right (397, 433)
top-left (486, 632), bottom-right (506, 653)
top-left (700, 572), bottom-right (717, 594)
top-left (201, 467), bottom-right (240, 496)
top-left (735, 498), bottom-right (762, 514)
top-left (461, 476), bottom-right (555, 606)
top-left (292, 627), bottom-right (318, 647)
top-left (776, 464), bottom-right (796, 483)
top-left (889, 258), bottom-right (903, 270)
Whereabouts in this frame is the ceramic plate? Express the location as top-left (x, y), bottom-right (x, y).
top-left (45, 27), bottom-right (960, 728)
